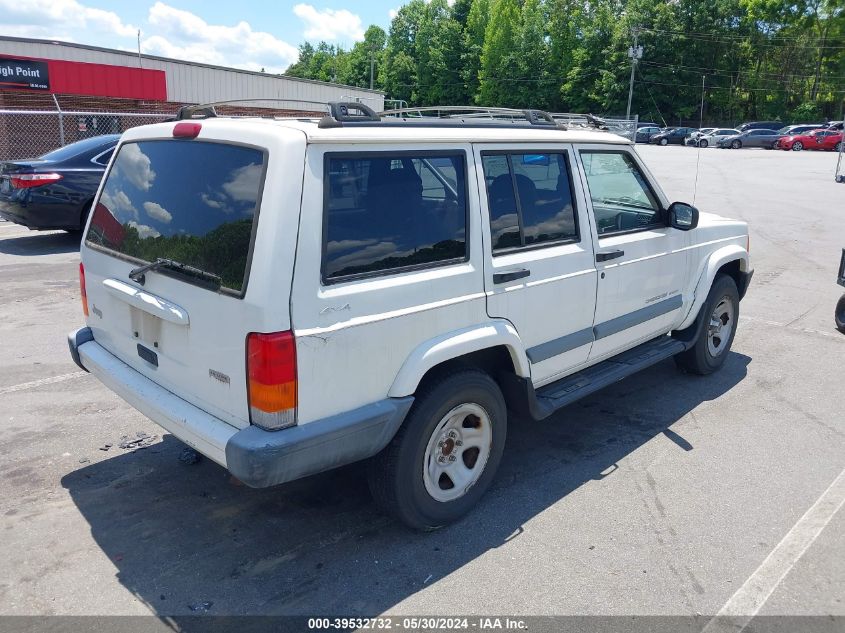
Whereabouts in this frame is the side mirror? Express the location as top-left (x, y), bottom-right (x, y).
top-left (668, 201), bottom-right (699, 230)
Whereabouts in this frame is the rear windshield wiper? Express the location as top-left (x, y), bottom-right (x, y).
top-left (129, 258), bottom-right (221, 289)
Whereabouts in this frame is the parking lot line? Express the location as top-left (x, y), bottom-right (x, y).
top-left (0, 371), bottom-right (87, 396)
top-left (739, 315), bottom-right (844, 341)
top-left (702, 466), bottom-right (845, 633)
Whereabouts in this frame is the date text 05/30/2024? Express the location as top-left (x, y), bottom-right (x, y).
top-left (307, 617), bottom-right (528, 630)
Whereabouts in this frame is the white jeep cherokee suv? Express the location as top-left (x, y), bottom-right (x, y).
top-left (68, 103), bottom-right (752, 530)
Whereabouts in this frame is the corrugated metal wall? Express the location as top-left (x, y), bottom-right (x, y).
top-left (0, 37), bottom-right (384, 110)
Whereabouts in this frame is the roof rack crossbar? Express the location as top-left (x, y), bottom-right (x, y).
top-left (176, 98), bottom-right (334, 120)
top-left (177, 104), bottom-right (218, 120)
top-left (319, 101), bottom-right (381, 128)
top-left (380, 105), bottom-right (566, 130)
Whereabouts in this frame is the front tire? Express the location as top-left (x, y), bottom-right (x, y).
top-left (675, 275), bottom-right (740, 375)
top-left (792, 141), bottom-right (803, 151)
top-left (731, 140), bottom-right (742, 149)
top-left (834, 142), bottom-right (842, 153)
top-left (659, 138), bottom-right (668, 146)
top-left (699, 139), bottom-right (708, 148)
top-left (367, 369), bottom-right (507, 530)
top-left (836, 295), bottom-right (845, 334)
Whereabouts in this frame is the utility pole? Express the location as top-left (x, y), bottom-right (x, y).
top-left (626, 27), bottom-right (643, 120)
top-left (369, 47), bottom-right (375, 90)
top-left (137, 29), bottom-right (142, 68)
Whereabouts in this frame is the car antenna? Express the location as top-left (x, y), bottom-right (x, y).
top-left (693, 74), bottom-right (705, 205)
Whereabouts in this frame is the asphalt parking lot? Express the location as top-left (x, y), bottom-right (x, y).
top-left (0, 145), bottom-right (843, 626)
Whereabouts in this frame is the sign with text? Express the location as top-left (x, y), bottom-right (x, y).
top-left (0, 57), bottom-right (50, 90)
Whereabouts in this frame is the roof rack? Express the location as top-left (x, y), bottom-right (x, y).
top-left (173, 99), bottom-right (622, 135)
top-left (176, 98), bottom-right (333, 120)
top-left (379, 106), bottom-right (566, 130)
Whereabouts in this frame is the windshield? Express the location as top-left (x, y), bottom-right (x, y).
top-left (85, 140), bottom-right (266, 294)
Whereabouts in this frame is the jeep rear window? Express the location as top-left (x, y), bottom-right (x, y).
top-left (86, 140), bottom-right (265, 294)
top-left (322, 153), bottom-right (467, 282)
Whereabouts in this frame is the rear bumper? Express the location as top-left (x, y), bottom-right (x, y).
top-left (0, 196), bottom-right (81, 230)
top-left (68, 327), bottom-right (414, 487)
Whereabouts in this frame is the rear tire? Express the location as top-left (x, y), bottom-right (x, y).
top-left (367, 369), bottom-right (507, 530)
top-left (835, 295), bottom-right (845, 334)
top-left (675, 275), bottom-right (740, 375)
top-left (67, 198), bottom-right (94, 234)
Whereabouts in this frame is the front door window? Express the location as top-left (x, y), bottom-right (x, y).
top-left (580, 151), bottom-right (662, 235)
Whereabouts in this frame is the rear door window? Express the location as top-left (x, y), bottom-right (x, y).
top-left (322, 152), bottom-right (467, 282)
top-left (481, 152), bottom-right (579, 253)
top-left (86, 140), bottom-right (265, 295)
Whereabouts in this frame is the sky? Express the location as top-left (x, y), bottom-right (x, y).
top-left (0, 0), bottom-right (404, 74)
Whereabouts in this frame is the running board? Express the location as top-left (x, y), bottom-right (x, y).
top-left (500, 336), bottom-right (687, 420)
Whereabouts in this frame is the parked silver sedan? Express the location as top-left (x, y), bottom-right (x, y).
top-left (717, 129), bottom-right (780, 149)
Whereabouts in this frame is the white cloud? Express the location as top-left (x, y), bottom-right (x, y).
top-left (293, 4), bottom-right (365, 42)
top-left (0, 0), bottom-right (136, 39)
top-left (128, 221), bottom-right (160, 239)
top-left (143, 201), bottom-right (172, 224)
top-left (200, 193), bottom-right (223, 209)
top-left (326, 238), bottom-right (379, 254)
top-left (222, 163), bottom-right (262, 202)
top-left (142, 2), bottom-right (298, 73)
top-left (100, 189), bottom-right (137, 220)
top-left (117, 144), bottom-right (156, 192)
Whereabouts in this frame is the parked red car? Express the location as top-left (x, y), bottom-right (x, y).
top-left (776, 129), bottom-right (843, 152)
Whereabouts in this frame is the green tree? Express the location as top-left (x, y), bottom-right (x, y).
top-left (339, 25), bottom-right (387, 89)
top-left (384, 0), bottom-right (427, 102)
top-left (478, 0), bottom-right (522, 106)
top-left (416, 0), bottom-right (467, 104)
top-left (463, 0), bottom-right (491, 103)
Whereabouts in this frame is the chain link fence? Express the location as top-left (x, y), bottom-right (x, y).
top-left (551, 113), bottom-right (638, 141)
top-left (0, 92), bottom-right (174, 161)
top-left (0, 92), bottom-right (328, 161)
top-left (0, 90), bottom-right (641, 160)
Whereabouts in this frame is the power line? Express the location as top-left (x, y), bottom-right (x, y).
top-left (636, 77), bottom-right (845, 94)
top-left (639, 28), bottom-right (845, 50)
top-left (639, 60), bottom-right (845, 82)
top-left (640, 27), bottom-right (845, 44)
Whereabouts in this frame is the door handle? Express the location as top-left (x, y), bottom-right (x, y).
top-left (493, 268), bottom-right (531, 284)
top-left (596, 249), bottom-right (625, 262)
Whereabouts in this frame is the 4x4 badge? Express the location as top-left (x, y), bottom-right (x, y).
top-left (320, 303), bottom-right (350, 315)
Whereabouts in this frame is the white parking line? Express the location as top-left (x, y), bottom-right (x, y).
top-left (740, 315), bottom-right (844, 340)
top-left (701, 466), bottom-right (845, 633)
top-left (0, 371), bottom-right (87, 395)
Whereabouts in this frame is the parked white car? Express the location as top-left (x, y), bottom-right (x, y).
top-left (693, 128), bottom-right (741, 148)
top-left (69, 103), bottom-right (753, 529)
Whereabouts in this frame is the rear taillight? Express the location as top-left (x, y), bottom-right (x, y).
top-left (247, 331), bottom-right (297, 430)
top-left (79, 263), bottom-right (89, 317)
top-left (10, 173), bottom-right (63, 189)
